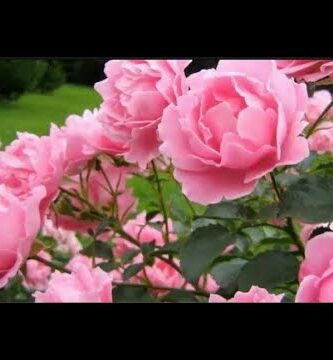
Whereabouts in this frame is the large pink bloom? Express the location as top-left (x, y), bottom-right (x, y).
top-left (0, 185), bottom-right (46, 288)
top-left (159, 60), bottom-right (309, 204)
top-left (24, 250), bottom-right (51, 291)
top-left (277, 60), bottom-right (333, 83)
top-left (299, 231), bottom-right (333, 282)
top-left (50, 109), bottom-right (126, 175)
top-left (34, 263), bottom-right (113, 303)
top-left (95, 60), bottom-right (191, 168)
top-left (209, 286), bottom-right (284, 303)
top-left (0, 132), bottom-right (66, 216)
top-left (51, 160), bottom-right (136, 233)
top-left (296, 262), bottom-right (333, 303)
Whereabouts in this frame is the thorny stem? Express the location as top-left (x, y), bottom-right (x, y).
top-left (151, 160), bottom-right (170, 244)
top-left (269, 172), bottom-right (305, 255)
top-left (30, 255), bottom-right (71, 274)
top-left (306, 99), bottom-right (333, 138)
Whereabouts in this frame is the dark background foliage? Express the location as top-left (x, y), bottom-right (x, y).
top-left (0, 59), bottom-right (219, 102)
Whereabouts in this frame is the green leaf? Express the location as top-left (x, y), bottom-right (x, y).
top-left (123, 263), bottom-right (144, 280)
top-left (98, 262), bottom-right (117, 272)
top-left (95, 218), bottom-right (116, 237)
top-left (113, 285), bottom-right (156, 303)
top-left (295, 151), bottom-right (316, 172)
top-left (127, 176), bottom-right (159, 213)
top-left (145, 211), bottom-right (160, 222)
top-left (211, 259), bottom-right (247, 298)
top-left (141, 241), bottom-right (155, 258)
top-left (279, 175), bottom-right (333, 223)
top-left (180, 225), bottom-right (234, 283)
top-left (121, 249), bottom-right (140, 263)
top-left (153, 241), bottom-right (183, 256)
top-left (204, 201), bottom-right (248, 219)
top-left (238, 250), bottom-right (299, 291)
top-left (161, 290), bottom-right (199, 303)
top-left (81, 240), bottom-right (113, 260)
top-left (257, 203), bottom-right (279, 221)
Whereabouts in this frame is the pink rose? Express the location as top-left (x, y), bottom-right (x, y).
top-left (0, 185), bottom-right (46, 288)
top-left (24, 250), bottom-right (51, 291)
top-left (298, 231), bottom-right (333, 282)
top-left (140, 258), bottom-right (186, 295)
top-left (34, 263), bottom-right (113, 303)
top-left (308, 121), bottom-right (333, 154)
top-left (67, 254), bottom-right (122, 281)
top-left (42, 218), bottom-right (82, 255)
top-left (306, 90), bottom-right (333, 124)
top-left (299, 222), bottom-right (332, 244)
top-left (159, 60), bottom-right (309, 204)
top-left (50, 109), bottom-right (126, 175)
top-left (296, 261), bottom-right (333, 302)
top-left (113, 212), bottom-right (176, 258)
top-left (277, 60), bottom-right (333, 83)
top-left (0, 132), bottom-right (66, 216)
top-left (95, 60), bottom-right (191, 168)
top-left (198, 275), bottom-right (219, 293)
top-left (51, 160), bottom-right (136, 233)
top-left (209, 286), bottom-right (284, 303)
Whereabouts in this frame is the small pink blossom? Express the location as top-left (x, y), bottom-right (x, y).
top-left (277, 60), bottom-right (333, 83)
top-left (24, 250), bottom-right (51, 291)
top-left (34, 263), bottom-right (113, 303)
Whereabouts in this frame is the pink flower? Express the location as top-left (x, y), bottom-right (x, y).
top-left (51, 160), bottom-right (136, 233)
top-left (159, 60), bottom-right (309, 204)
top-left (198, 275), bottom-right (219, 293)
top-left (209, 286), bottom-right (284, 303)
top-left (24, 250), bottom-right (51, 291)
top-left (308, 121), bottom-right (333, 154)
top-left (306, 90), bottom-right (333, 124)
top-left (95, 60), bottom-right (191, 168)
top-left (67, 254), bottom-right (122, 281)
top-left (0, 185), bottom-right (46, 288)
top-left (50, 109), bottom-right (126, 175)
top-left (277, 60), bottom-right (333, 83)
top-left (0, 132), bottom-right (66, 216)
top-left (42, 218), bottom-right (82, 255)
top-left (140, 258), bottom-right (186, 295)
top-left (34, 263), bottom-right (113, 303)
top-left (298, 231), bottom-right (333, 282)
top-left (296, 261), bottom-right (333, 302)
top-left (113, 212), bottom-right (176, 258)
top-left (299, 222), bottom-right (332, 244)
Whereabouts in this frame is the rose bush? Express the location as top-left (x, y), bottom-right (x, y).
top-left (1, 58), bottom-right (333, 303)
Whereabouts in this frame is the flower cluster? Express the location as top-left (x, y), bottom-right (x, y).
top-left (1, 59), bottom-right (333, 303)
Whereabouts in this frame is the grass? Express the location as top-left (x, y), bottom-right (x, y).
top-left (0, 84), bottom-right (101, 146)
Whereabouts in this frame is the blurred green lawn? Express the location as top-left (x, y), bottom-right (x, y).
top-left (0, 84), bottom-right (101, 146)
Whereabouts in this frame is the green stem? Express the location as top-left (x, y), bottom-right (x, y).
top-left (59, 187), bottom-right (101, 215)
top-left (30, 255), bottom-right (71, 274)
top-left (151, 160), bottom-right (170, 244)
top-left (269, 173), bottom-right (305, 255)
top-left (269, 173), bottom-right (282, 201)
top-left (306, 99), bottom-right (333, 138)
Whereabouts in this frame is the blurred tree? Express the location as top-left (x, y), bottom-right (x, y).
top-left (0, 60), bottom-right (47, 101)
top-left (34, 60), bottom-right (66, 94)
